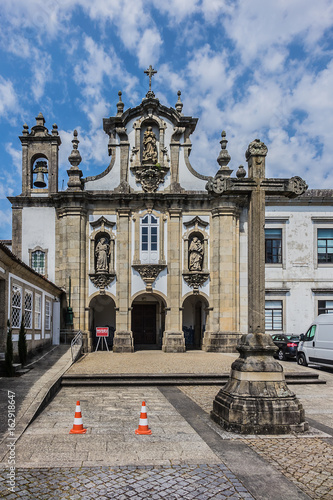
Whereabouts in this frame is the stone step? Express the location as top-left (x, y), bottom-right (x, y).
top-left (61, 371), bottom-right (325, 386)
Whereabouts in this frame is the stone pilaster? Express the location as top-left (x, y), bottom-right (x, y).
top-left (162, 208), bottom-right (185, 352)
top-left (202, 204), bottom-right (241, 352)
top-left (55, 202), bottom-right (87, 337)
top-left (113, 208), bottom-right (134, 352)
top-left (11, 207), bottom-right (22, 259)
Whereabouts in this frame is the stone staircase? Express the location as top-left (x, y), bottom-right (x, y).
top-left (61, 371), bottom-right (325, 386)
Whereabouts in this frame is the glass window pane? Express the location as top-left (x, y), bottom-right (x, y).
top-left (318, 228), bottom-right (333, 238)
top-left (265, 228), bottom-right (282, 238)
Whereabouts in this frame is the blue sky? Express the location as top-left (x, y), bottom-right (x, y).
top-left (0, 0), bottom-right (333, 240)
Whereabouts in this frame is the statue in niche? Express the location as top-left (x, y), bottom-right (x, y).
top-left (95, 237), bottom-right (110, 272)
top-left (189, 237), bottom-right (204, 271)
top-left (142, 126), bottom-right (158, 164)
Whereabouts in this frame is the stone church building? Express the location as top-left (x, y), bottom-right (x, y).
top-left (9, 69), bottom-right (308, 353)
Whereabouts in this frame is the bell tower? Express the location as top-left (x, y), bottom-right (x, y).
top-left (20, 112), bottom-right (61, 196)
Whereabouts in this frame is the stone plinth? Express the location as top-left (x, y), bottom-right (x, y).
top-left (211, 332), bottom-right (309, 434)
top-left (202, 331), bottom-right (242, 352)
top-left (162, 331), bottom-right (186, 353)
top-left (112, 331), bottom-right (134, 353)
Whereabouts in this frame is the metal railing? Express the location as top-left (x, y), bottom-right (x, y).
top-left (71, 330), bottom-right (83, 362)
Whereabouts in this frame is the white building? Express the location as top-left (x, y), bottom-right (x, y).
top-left (265, 190), bottom-right (333, 336)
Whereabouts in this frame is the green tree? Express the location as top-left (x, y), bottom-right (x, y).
top-left (18, 315), bottom-right (27, 366)
top-left (5, 319), bottom-right (14, 377)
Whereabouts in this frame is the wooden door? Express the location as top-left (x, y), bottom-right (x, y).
top-left (132, 304), bottom-right (156, 344)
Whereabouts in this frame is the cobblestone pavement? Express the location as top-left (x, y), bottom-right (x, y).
top-left (0, 464), bottom-right (254, 499)
top-left (245, 437), bottom-right (333, 500)
top-left (179, 378), bottom-right (333, 500)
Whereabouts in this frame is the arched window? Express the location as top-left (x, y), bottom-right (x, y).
top-left (31, 250), bottom-right (46, 275)
top-left (140, 214), bottom-right (159, 263)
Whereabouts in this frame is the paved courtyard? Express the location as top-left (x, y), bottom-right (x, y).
top-left (0, 348), bottom-right (333, 499)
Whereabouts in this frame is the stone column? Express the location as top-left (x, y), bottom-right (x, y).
top-left (246, 140), bottom-right (267, 333)
top-left (202, 204), bottom-right (241, 352)
top-left (162, 208), bottom-right (185, 352)
top-left (113, 208), bottom-right (134, 352)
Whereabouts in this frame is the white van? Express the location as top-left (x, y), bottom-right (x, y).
top-left (297, 314), bottom-right (333, 368)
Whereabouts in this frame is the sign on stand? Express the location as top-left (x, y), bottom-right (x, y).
top-left (95, 327), bottom-right (109, 351)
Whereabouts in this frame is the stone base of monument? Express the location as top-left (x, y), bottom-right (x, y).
top-left (211, 332), bottom-right (309, 434)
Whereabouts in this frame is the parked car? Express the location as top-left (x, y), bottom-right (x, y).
top-left (297, 314), bottom-right (333, 368)
top-left (271, 334), bottom-right (300, 361)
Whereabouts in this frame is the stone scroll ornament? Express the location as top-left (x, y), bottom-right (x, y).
top-left (132, 264), bottom-right (167, 291)
top-left (288, 176), bottom-right (308, 196)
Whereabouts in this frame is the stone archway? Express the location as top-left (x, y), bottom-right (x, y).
top-left (182, 295), bottom-right (208, 349)
top-left (131, 294), bottom-right (166, 349)
top-left (89, 294), bottom-right (116, 350)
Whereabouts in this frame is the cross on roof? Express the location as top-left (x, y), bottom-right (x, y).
top-left (144, 65), bottom-right (157, 93)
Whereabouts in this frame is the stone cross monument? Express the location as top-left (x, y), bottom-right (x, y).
top-left (207, 137), bottom-right (309, 434)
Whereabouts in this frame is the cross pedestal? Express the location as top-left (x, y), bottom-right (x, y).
top-left (208, 138), bottom-right (309, 434)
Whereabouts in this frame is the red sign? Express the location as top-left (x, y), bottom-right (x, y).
top-left (96, 327), bottom-right (109, 337)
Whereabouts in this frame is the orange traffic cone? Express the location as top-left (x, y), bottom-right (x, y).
top-left (69, 400), bottom-right (87, 434)
top-left (135, 401), bottom-right (152, 435)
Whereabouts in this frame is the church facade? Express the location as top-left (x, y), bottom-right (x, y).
top-left (9, 70), bottom-right (310, 353)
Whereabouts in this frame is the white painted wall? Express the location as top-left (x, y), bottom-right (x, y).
top-left (265, 205), bottom-right (333, 336)
top-left (22, 207), bottom-right (56, 282)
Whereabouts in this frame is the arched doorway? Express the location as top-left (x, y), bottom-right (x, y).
top-left (131, 294), bottom-right (166, 349)
top-left (182, 295), bottom-right (208, 349)
top-left (89, 294), bottom-right (116, 350)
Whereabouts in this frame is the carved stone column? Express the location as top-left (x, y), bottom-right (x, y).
top-left (162, 208), bottom-right (185, 352)
top-left (113, 208), bottom-right (134, 352)
top-left (246, 140), bottom-right (267, 333)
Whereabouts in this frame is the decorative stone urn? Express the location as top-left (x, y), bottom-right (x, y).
top-left (211, 332), bottom-right (309, 434)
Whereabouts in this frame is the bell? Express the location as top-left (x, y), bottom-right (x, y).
top-left (34, 171), bottom-right (47, 188)
top-left (33, 160), bottom-right (47, 188)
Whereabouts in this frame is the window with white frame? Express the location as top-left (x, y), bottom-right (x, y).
top-left (24, 290), bottom-right (33, 329)
top-left (265, 228), bottom-right (282, 264)
top-left (317, 228), bottom-right (333, 264)
top-left (140, 214), bottom-right (159, 263)
top-left (45, 299), bottom-right (51, 330)
top-left (265, 300), bottom-right (283, 331)
top-left (318, 300), bottom-right (333, 315)
top-left (12, 284), bottom-right (22, 328)
top-left (31, 250), bottom-right (46, 275)
top-left (35, 294), bottom-right (41, 329)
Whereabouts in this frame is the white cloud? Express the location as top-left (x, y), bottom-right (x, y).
top-left (31, 50), bottom-right (52, 101)
top-left (0, 208), bottom-right (12, 232)
top-left (0, 77), bottom-right (20, 120)
top-left (136, 28), bottom-right (163, 68)
top-left (58, 127), bottom-right (109, 184)
top-left (74, 36), bottom-right (138, 126)
top-left (151, 0), bottom-right (200, 22)
top-left (221, 0), bottom-right (333, 65)
top-left (5, 143), bottom-right (22, 176)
